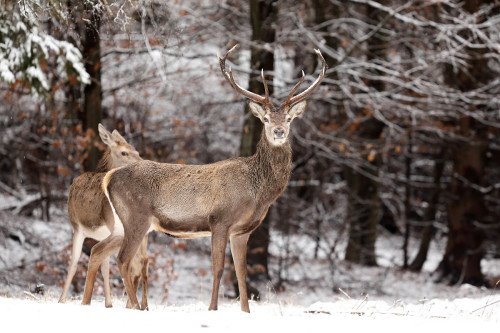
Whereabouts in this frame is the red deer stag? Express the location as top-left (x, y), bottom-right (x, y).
top-left (59, 124), bottom-right (149, 309)
top-left (81, 45), bottom-right (326, 312)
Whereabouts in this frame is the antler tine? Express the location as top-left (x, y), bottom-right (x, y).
top-left (217, 44), bottom-right (238, 86)
top-left (261, 69), bottom-right (270, 105)
top-left (218, 44), bottom-right (268, 105)
top-left (286, 49), bottom-right (327, 106)
top-left (283, 70), bottom-right (305, 106)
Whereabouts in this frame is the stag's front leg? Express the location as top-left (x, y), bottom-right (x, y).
top-left (230, 233), bottom-right (250, 313)
top-left (208, 226), bottom-right (229, 311)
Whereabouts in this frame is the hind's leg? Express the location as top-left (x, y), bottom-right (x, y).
top-left (59, 229), bottom-right (85, 303)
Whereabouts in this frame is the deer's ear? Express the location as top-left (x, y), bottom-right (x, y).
top-left (98, 124), bottom-right (117, 147)
top-left (288, 101), bottom-right (307, 120)
top-left (111, 130), bottom-right (127, 144)
top-left (248, 101), bottom-right (267, 122)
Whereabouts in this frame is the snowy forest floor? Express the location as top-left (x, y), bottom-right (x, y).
top-left (0, 201), bottom-right (499, 330)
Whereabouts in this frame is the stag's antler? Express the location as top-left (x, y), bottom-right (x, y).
top-left (283, 49), bottom-right (327, 106)
top-left (218, 45), bottom-right (327, 107)
top-left (217, 44), bottom-right (271, 106)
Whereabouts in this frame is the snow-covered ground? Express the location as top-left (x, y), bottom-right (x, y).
top-left (0, 292), bottom-right (498, 332)
top-left (0, 197), bottom-right (499, 330)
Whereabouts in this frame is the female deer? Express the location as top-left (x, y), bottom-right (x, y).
top-left (59, 124), bottom-right (149, 309)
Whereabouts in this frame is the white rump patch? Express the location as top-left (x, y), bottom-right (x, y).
top-left (81, 225), bottom-right (111, 241)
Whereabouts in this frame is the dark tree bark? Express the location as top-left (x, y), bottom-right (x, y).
top-left (233, 0), bottom-right (277, 298)
top-left (436, 119), bottom-right (488, 285)
top-left (402, 131), bottom-right (413, 268)
top-left (344, 2), bottom-right (386, 266)
top-left (435, 0), bottom-right (493, 286)
top-left (81, 2), bottom-right (103, 172)
top-left (409, 156), bottom-right (445, 271)
top-left (312, 0), bottom-right (340, 69)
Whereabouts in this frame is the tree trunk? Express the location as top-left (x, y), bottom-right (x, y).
top-left (343, 163), bottom-right (380, 266)
top-left (436, 132), bottom-right (487, 285)
top-left (435, 0), bottom-right (491, 286)
top-left (402, 131), bottom-right (412, 268)
top-left (81, 3), bottom-right (103, 172)
top-left (344, 2), bottom-right (386, 266)
top-left (232, 0), bottom-right (277, 298)
top-left (409, 156), bottom-right (445, 271)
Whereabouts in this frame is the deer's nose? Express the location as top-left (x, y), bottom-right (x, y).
top-left (273, 127), bottom-right (285, 138)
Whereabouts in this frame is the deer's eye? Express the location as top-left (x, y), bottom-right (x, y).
top-left (286, 117), bottom-right (292, 122)
top-left (121, 151), bottom-right (128, 156)
top-left (264, 117), bottom-right (269, 123)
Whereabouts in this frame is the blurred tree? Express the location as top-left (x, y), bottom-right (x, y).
top-left (1, 0), bottom-right (500, 296)
top-left (409, 157), bottom-right (445, 271)
top-left (68, 1), bottom-right (104, 172)
top-left (238, 0), bottom-right (277, 296)
top-left (81, 2), bottom-right (103, 171)
top-left (435, 0), bottom-right (495, 286)
top-left (0, 1), bottom-right (89, 219)
top-left (0, 4), bottom-right (89, 93)
top-left (344, 1), bottom-right (387, 267)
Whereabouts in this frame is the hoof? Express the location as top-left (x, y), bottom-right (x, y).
top-left (126, 303), bottom-right (140, 310)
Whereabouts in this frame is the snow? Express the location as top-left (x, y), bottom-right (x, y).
top-left (0, 11), bottom-right (90, 92)
top-left (0, 197), bottom-right (499, 330)
top-left (0, 293), bottom-right (498, 332)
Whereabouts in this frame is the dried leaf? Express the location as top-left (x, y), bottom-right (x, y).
top-left (339, 143), bottom-right (346, 152)
top-left (367, 150), bottom-right (376, 162)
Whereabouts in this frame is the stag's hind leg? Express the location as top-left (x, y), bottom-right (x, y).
top-left (117, 219), bottom-right (152, 310)
top-left (230, 233), bottom-right (250, 313)
top-left (208, 226), bottom-right (229, 311)
top-left (81, 234), bottom-right (123, 306)
top-left (59, 228), bottom-right (85, 303)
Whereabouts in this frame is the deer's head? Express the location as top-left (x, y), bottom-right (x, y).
top-left (218, 45), bottom-right (326, 146)
top-left (98, 123), bottom-right (142, 169)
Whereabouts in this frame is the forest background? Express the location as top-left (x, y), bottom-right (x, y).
top-left (0, 0), bottom-right (499, 304)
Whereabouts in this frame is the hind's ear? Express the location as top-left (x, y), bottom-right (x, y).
top-left (287, 101), bottom-right (307, 120)
top-left (98, 124), bottom-right (116, 147)
top-left (111, 130), bottom-right (127, 144)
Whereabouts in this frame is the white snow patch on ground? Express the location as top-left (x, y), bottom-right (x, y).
top-left (0, 294), bottom-right (498, 333)
top-left (0, 197), bottom-right (499, 330)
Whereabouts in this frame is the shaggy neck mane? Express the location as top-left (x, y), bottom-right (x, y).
top-left (95, 149), bottom-right (112, 173)
top-left (247, 130), bottom-right (292, 204)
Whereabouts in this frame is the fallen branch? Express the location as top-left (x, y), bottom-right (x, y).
top-left (23, 291), bottom-right (40, 301)
top-left (471, 299), bottom-right (500, 313)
